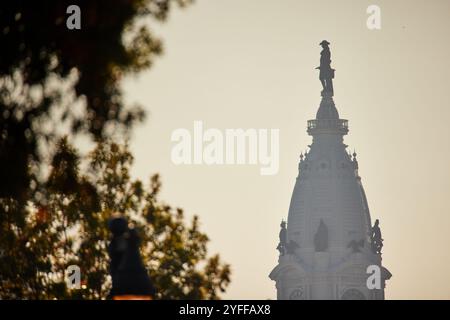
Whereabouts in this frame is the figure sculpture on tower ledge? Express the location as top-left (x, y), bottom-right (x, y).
top-left (371, 219), bottom-right (384, 254)
top-left (314, 219), bottom-right (329, 252)
top-left (316, 40), bottom-right (335, 96)
top-left (277, 220), bottom-right (288, 255)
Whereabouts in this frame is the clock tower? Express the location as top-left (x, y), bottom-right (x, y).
top-left (269, 42), bottom-right (392, 300)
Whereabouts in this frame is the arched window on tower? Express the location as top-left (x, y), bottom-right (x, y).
top-left (341, 288), bottom-right (366, 300)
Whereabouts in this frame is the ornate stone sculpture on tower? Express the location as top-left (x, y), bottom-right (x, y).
top-left (277, 220), bottom-right (288, 256)
top-left (314, 219), bottom-right (328, 252)
top-left (269, 41), bottom-right (392, 300)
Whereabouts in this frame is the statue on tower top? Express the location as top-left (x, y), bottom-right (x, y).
top-left (316, 40), bottom-right (335, 96)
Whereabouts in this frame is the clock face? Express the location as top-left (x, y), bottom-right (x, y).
top-left (341, 288), bottom-right (365, 300)
top-left (289, 288), bottom-right (305, 300)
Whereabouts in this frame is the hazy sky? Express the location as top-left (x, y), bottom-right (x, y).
top-left (120, 0), bottom-right (450, 299)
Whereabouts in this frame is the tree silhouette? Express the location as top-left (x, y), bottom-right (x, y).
top-left (0, 0), bottom-right (191, 199)
top-left (0, 0), bottom-right (232, 300)
top-left (0, 139), bottom-right (231, 299)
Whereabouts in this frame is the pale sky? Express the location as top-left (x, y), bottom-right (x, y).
top-left (120, 0), bottom-right (450, 299)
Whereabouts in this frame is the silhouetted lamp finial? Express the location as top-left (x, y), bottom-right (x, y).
top-left (371, 219), bottom-right (384, 255)
top-left (108, 216), bottom-right (155, 300)
top-left (276, 220), bottom-right (287, 256)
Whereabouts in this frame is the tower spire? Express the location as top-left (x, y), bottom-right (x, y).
top-left (270, 42), bottom-right (391, 300)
